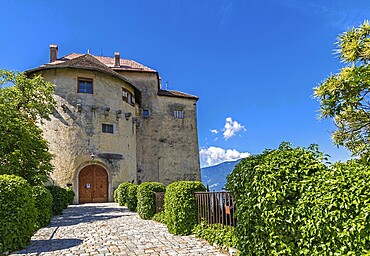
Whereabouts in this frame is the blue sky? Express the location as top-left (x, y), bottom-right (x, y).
top-left (1, 0), bottom-right (369, 167)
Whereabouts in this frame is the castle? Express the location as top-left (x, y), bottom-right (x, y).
top-left (26, 45), bottom-right (200, 204)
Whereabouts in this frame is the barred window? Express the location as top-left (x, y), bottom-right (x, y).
top-left (102, 123), bottom-right (114, 134)
top-left (174, 110), bottom-right (184, 119)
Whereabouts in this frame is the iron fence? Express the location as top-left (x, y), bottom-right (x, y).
top-left (195, 191), bottom-right (236, 227)
top-left (155, 192), bottom-right (165, 213)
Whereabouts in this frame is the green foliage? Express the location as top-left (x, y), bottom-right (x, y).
top-left (297, 159), bottom-right (370, 255)
top-left (193, 222), bottom-right (238, 249)
top-left (66, 188), bottom-right (75, 205)
top-left (116, 182), bottom-right (132, 206)
top-left (46, 185), bottom-right (69, 215)
top-left (0, 69), bottom-right (55, 185)
top-left (113, 187), bottom-right (119, 202)
top-left (164, 181), bottom-right (206, 235)
top-left (226, 142), bottom-right (328, 255)
top-left (0, 175), bottom-right (37, 253)
top-left (152, 211), bottom-right (167, 225)
top-left (137, 182), bottom-right (165, 220)
top-left (314, 20), bottom-right (370, 157)
top-left (32, 186), bottom-right (53, 229)
top-left (126, 184), bottom-right (138, 211)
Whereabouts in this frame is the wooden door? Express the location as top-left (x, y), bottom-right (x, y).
top-left (78, 165), bottom-right (108, 203)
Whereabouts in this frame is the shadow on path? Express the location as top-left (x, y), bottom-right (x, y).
top-left (49, 204), bottom-right (132, 227)
top-left (16, 239), bottom-right (83, 254)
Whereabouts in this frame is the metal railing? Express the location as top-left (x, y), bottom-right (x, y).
top-left (195, 192), bottom-right (236, 227)
top-left (155, 192), bottom-right (165, 213)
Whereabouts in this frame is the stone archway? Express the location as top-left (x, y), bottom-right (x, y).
top-left (78, 165), bottom-right (108, 204)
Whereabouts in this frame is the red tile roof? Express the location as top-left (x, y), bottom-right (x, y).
top-left (58, 53), bottom-right (156, 72)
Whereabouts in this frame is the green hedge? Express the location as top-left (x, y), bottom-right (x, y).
top-left (32, 186), bottom-right (53, 229)
top-left (296, 159), bottom-right (370, 255)
top-left (127, 184), bottom-right (138, 211)
top-left (193, 222), bottom-right (238, 249)
top-left (137, 182), bottom-right (165, 220)
top-left (226, 143), bottom-right (328, 255)
top-left (164, 181), bottom-right (206, 235)
top-left (46, 185), bottom-right (69, 215)
top-left (116, 182), bottom-right (132, 206)
top-left (152, 211), bottom-right (167, 225)
top-left (66, 188), bottom-right (75, 205)
top-left (0, 175), bottom-right (37, 253)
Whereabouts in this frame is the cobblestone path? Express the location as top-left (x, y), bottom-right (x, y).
top-left (11, 203), bottom-right (227, 256)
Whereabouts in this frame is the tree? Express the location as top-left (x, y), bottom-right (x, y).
top-left (0, 69), bottom-right (55, 185)
top-left (314, 20), bottom-right (370, 157)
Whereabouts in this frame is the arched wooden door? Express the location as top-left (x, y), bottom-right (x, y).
top-left (78, 165), bottom-right (108, 203)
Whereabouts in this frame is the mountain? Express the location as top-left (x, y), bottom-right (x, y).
top-left (201, 159), bottom-right (242, 191)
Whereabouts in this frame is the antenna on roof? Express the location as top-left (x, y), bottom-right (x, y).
top-left (166, 81), bottom-right (169, 90)
top-left (100, 46), bottom-right (103, 56)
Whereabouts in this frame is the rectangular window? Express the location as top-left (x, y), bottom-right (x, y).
top-left (142, 109), bottom-right (149, 118)
top-left (122, 88), bottom-right (128, 101)
top-left (102, 123), bottom-right (114, 134)
top-left (78, 78), bottom-right (93, 94)
top-left (174, 110), bottom-right (184, 119)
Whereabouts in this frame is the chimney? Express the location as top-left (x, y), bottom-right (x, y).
top-left (50, 44), bottom-right (58, 62)
top-left (114, 52), bottom-right (120, 67)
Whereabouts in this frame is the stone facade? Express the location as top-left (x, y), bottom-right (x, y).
top-left (27, 45), bottom-right (200, 203)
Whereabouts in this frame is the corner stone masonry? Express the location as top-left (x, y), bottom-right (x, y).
top-left (11, 203), bottom-right (227, 256)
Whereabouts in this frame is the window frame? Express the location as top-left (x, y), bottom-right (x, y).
top-left (77, 78), bottom-right (93, 94)
top-left (174, 110), bottom-right (185, 119)
top-left (102, 123), bottom-right (114, 134)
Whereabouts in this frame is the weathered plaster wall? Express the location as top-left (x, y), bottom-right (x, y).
top-left (38, 69), bottom-right (138, 203)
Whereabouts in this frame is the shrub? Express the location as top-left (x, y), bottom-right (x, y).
top-left (32, 186), bottom-right (53, 229)
top-left (152, 211), bottom-right (167, 225)
top-left (137, 182), bottom-right (165, 219)
top-left (126, 184), bottom-right (138, 211)
top-left (66, 188), bottom-right (75, 205)
top-left (46, 185), bottom-right (69, 215)
top-left (193, 222), bottom-right (238, 249)
top-left (116, 182), bottom-right (132, 206)
top-left (0, 175), bottom-right (37, 253)
top-left (297, 159), bottom-right (370, 255)
top-left (113, 187), bottom-right (119, 202)
top-left (164, 181), bottom-right (206, 235)
top-left (226, 142), bottom-right (328, 255)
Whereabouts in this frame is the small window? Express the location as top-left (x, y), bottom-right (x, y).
top-left (122, 88), bottom-right (128, 101)
top-left (142, 109), bottom-right (149, 118)
top-left (78, 78), bottom-right (93, 94)
top-left (102, 123), bottom-right (114, 134)
top-left (174, 110), bottom-right (184, 119)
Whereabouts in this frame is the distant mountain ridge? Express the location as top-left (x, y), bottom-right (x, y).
top-left (201, 159), bottom-right (242, 191)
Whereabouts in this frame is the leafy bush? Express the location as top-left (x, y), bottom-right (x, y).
top-left (0, 175), bottom-right (37, 253)
top-left (46, 185), bottom-right (69, 215)
top-left (126, 184), bottom-right (138, 211)
top-left (113, 187), bottom-right (119, 202)
top-left (226, 142), bottom-right (328, 255)
top-left (32, 186), bottom-right (53, 228)
top-left (297, 159), bottom-right (370, 255)
top-left (66, 188), bottom-right (75, 205)
top-left (137, 182), bottom-right (165, 220)
top-left (152, 211), bottom-right (167, 225)
top-left (193, 222), bottom-right (238, 249)
top-left (116, 182), bottom-right (132, 206)
top-left (164, 181), bottom-right (206, 235)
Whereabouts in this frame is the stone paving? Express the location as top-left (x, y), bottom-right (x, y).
top-left (11, 203), bottom-right (227, 256)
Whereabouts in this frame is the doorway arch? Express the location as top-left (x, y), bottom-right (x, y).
top-left (78, 165), bottom-right (108, 203)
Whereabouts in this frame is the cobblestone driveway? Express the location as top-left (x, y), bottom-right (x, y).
top-left (11, 203), bottom-right (227, 256)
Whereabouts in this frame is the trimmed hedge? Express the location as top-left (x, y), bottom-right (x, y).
top-left (116, 182), bottom-right (132, 206)
top-left (32, 186), bottom-right (53, 228)
top-left (66, 188), bottom-right (75, 205)
top-left (126, 184), bottom-right (138, 211)
top-left (152, 211), bottom-right (167, 224)
top-left (46, 185), bottom-right (69, 215)
top-left (164, 181), bottom-right (206, 235)
top-left (137, 182), bottom-right (165, 219)
top-left (0, 175), bottom-right (37, 253)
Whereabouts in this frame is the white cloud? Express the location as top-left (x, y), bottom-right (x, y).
top-left (222, 117), bottom-right (246, 140)
top-left (199, 146), bottom-right (250, 168)
top-left (210, 129), bottom-right (219, 134)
